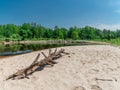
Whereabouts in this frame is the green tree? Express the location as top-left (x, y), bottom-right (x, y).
top-left (69, 26), bottom-right (79, 39)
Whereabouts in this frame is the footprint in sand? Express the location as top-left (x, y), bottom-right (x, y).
top-left (73, 86), bottom-right (86, 90)
top-left (91, 85), bottom-right (102, 90)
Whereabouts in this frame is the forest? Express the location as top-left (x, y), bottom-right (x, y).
top-left (0, 22), bottom-right (120, 43)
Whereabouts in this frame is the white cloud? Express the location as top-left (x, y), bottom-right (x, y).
top-left (114, 10), bottom-right (120, 13)
top-left (109, 0), bottom-right (120, 6)
top-left (90, 24), bottom-right (120, 30)
top-left (109, 0), bottom-right (120, 14)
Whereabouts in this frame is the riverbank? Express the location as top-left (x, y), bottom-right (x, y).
top-left (0, 40), bottom-right (110, 45)
top-left (0, 40), bottom-right (110, 55)
top-left (0, 45), bottom-right (119, 90)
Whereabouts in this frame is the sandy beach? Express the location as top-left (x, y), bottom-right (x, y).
top-left (0, 45), bottom-right (120, 90)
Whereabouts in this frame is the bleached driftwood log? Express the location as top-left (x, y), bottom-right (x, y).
top-left (6, 48), bottom-right (69, 80)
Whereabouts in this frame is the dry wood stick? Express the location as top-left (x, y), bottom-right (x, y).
top-left (41, 52), bottom-right (47, 58)
top-left (6, 48), bottom-right (69, 80)
top-left (54, 48), bottom-right (57, 54)
top-left (30, 53), bottom-right (40, 66)
top-left (49, 49), bottom-right (51, 55)
top-left (95, 78), bottom-right (113, 81)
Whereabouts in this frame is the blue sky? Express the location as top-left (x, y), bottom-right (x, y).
top-left (0, 0), bottom-right (120, 30)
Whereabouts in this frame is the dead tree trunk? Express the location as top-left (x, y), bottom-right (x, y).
top-left (6, 48), bottom-right (69, 80)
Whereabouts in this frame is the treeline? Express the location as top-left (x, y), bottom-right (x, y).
top-left (0, 22), bottom-right (120, 41)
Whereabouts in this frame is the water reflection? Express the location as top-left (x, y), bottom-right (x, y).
top-left (0, 44), bottom-right (66, 53)
top-left (0, 41), bottom-right (105, 53)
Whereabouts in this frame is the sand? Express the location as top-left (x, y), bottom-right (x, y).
top-left (0, 45), bottom-right (120, 90)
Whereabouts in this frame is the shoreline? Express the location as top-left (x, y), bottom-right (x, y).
top-left (0, 45), bottom-right (119, 90)
top-left (0, 40), bottom-right (110, 45)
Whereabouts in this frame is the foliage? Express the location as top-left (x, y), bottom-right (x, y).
top-left (0, 22), bottom-right (120, 42)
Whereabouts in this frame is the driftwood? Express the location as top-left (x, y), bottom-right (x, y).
top-left (95, 78), bottom-right (113, 81)
top-left (6, 48), bottom-right (69, 80)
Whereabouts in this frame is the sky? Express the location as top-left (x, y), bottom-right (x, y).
top-left (0, 0), bottom-right (120, 30)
